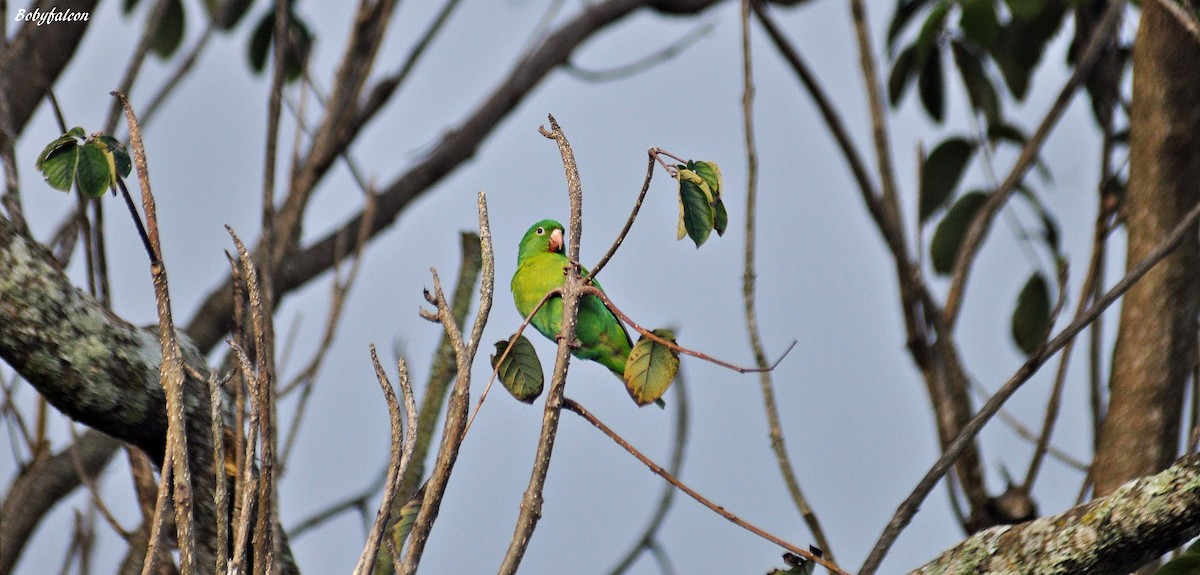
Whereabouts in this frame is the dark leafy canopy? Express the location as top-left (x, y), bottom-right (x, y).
top-left (887, 0), bottom-right (1069, 122)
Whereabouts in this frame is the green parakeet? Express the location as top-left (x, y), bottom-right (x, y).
top-left (511, 219), bottom-right (632, 379)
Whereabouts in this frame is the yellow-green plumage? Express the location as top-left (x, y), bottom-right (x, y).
top-left (511, 219), bottom-right (632, 379)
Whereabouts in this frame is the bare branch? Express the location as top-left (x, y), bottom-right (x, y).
top-left (498, 115), bottom-right (587, 575)
top-left (354, 347), bottom-right (416, 575)
top-left (740, 0), bottom-right (835, 558)
top-left (115, 91), bottom-right (201, 574)
top-left (607, 371), bottom-right (690, 575)
top-left (860, 198), bottom-right (1200, 575)
top-left (562, 398), bottom-right (848, 575)
top-left (400, 194), bottom-right (493, 573)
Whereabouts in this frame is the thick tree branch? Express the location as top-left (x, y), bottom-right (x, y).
top-left (0, 0), bottom-right (100, 143)
top-left (912, 454), bottom-right (1200, 575)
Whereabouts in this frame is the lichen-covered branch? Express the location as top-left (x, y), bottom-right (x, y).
top-left (912, 454), bottom-right (1200, 575)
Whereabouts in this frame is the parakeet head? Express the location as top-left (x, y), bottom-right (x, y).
top-left (517, 219), bottom-right (565, 262)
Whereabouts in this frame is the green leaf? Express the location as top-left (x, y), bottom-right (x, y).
top-left (917, 47), bottom-right (945, 122)
top-left (914, 1), bottom-right (950, 64)
top-left (987, 122), bottom-right (1027, 146)
top-left (1154, 540), bottom-right (1200, 575)
top-left (490, 334), bottom-right (544, 403)
top-left (623, 329), bottom-right (679, 407)
top-left (713, 199), bottom-right (728, 237)
top-left (149, 0), bottom-right (186, 59)
top-left (1011, 272), bottom-right (1051, 355)
top-left (686, 160), bottom-right (728, 237)
top-left (212, 0), bottom-right (255, 29)
top-left (951, 39), bottom-right (999, 124)
top-left (247, 9), bottom-right (313, 82)
top-left (38, 144), bottom-right (80, 192)
top-left (887, 0), bottom-right (934, 53)
top-left (1004, 0), bottom-right (1042, 20)
top-left (888, 44), bottom-right (919, 106)
top-left (920, 137), bottom-right (976, 223)
top-left (959, 0), bottom-right (1000, 48)
top-left (284, 17), bottom-right (313, 82)
top-left (677, 169), bottom-right (715, 248)
top-left (689, 160), bottom-right (722, 200)
top-left (991, 2), bottom-right (1066, 100)
top-left (97, 135), bottom-right (132, 179)
top-left (36, 131), bottom-right (83, 170)
top-left (248, 10), bottom-right (273, 73)
top-left (930, 191), bottom-right (988, 275)
top-left (1040, 210), bottom-right (1061, 255)
top-left (76, 141), bottom-right (113, 198)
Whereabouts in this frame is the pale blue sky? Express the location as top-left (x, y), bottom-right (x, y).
top-left (4, 0), bottom-right (1123, 573)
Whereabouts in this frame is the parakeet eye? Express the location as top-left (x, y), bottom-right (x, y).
top-left (536, 227), bottom-right (545, 235)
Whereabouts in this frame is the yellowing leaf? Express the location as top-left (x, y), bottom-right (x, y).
top-left (491, 334), bottom-right (544, 403)
top-left (690, 160), bottom-right (722, 200)
top-left (623, 329), bottom-right (679, 407)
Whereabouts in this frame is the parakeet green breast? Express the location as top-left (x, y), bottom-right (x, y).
top-left (511, 219), bottom-right (633, 379)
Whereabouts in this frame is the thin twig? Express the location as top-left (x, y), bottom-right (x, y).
top-left (607, 371), bottom-right (690, 575)
top-left (583, 285), bottom-right (795, 373)
top-left (1024, 237), bottom-right (1107, 489)
top-left (208, 370), bottom-right (229, 575)
top-left (563, 20), bottom-right (715, 81)
top-left (141, 22), bottom-right (217, 126)
top-left (103, 0), bottom-right (172, 134)
top-left (859, 198), bottom-right (1200, 575)
top-left (279, 191), bottom-right (377, 465)
top-left (942, 0), bottom-right (1126, 326)
top-left (226, 340), bottom-right (263, 575)
top-left (562, 398), bottom-right (849, 575)
top-left (846, 0), bottom-right (902, 233)
top-left (353, 347), bottom-right (416, 575)
top-left (139, 451), bottom-right (174, 575)
top-left (1151, 0), bottom-right (1200, 44)
top-left (589, 151), bottom-right (657, 280)
top-left (289, 465), bottom-right (388, 538)
top-left (66, 424), bottom-right (131, 539)
top-left (740, 0), bottom-right (835, 560)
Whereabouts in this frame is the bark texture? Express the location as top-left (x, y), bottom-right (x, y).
top-left (913, 454), bottom-right (1200, 574)
top-left (1092, 0), bottom-right (1200, 499)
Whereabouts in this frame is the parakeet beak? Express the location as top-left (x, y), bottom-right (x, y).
top-left (549, 228), bottom-right (563, 253)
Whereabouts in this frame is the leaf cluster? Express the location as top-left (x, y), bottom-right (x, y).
top-left (34, 127), bottom-right (132, 198)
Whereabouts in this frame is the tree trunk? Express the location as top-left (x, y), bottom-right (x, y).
top-left (1093, 0), bottom-right (1200, 499)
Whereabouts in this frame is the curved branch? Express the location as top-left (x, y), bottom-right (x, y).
top-left (913, 454), bottom-right (1200, 575)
